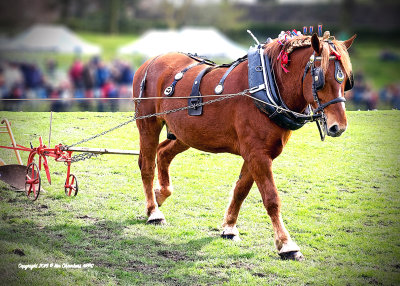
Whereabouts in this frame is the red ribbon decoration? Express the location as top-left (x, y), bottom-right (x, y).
top-left (330, 49), bottom-right (341, 61)
top-left (277, 50), bottom-right (290, 73)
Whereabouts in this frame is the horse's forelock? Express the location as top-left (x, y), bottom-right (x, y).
top-left (332, 39), bottom-right (353, 78)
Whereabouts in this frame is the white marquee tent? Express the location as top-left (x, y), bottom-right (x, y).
top-left (0, 24), bottom-right (101, 55)
top-left (118, 27), bottom-right (246, 60)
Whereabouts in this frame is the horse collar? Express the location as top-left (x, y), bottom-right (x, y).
top-left (248, 45), bottom-right (313, 131)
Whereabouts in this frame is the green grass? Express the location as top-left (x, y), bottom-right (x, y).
top-left (0, 111), bottom-right (399, 285)
top-left (78, 32), bottom-right (137, 61)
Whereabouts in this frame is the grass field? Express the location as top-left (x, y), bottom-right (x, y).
top-left (0, 110), bottom-right (399, 285)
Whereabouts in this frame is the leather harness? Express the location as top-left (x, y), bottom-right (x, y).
top-left (164, 53), bottom-right (245, 116)
top-left (162, 43), bottom-right (353, 140)
top-left (164, 61), bottom-right (206, 97)
top-left (188, 66), bottom-right (213, 116)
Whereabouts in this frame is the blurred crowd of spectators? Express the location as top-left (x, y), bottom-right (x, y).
top-left (0, 56), bottom-right (399, 112)
top-left (0, 57), bottom-right (134, 111)
top-left (347, 71), bottom-right (400, 110)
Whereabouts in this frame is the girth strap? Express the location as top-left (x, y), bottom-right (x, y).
top-left (188, 66), bottom-right (213, 116)
top-left (164, 61), bottom-right (204, 97)
top-left (214, 60), bottom-right (242, 94)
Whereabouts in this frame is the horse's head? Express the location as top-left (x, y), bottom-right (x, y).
top-left (303, 34), bottom-right (356, 137)
top-left (267, 33), bottom-right (356, 138)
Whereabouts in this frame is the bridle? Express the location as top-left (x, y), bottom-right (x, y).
top-left (247, 40), bottom-right (354, 141)
top-left (301, 49), bottom-right (354, 140)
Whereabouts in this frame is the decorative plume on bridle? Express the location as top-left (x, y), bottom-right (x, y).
top-left (266, 30), bottom-right (353, 78)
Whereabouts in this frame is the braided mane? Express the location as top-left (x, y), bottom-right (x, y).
top-left (265, 35), bottom-right (352, 79)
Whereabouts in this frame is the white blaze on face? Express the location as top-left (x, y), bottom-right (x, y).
top-left (339, 87), bottom-right (345, 110)
top-left (338, 86), bottom-right (349, 130)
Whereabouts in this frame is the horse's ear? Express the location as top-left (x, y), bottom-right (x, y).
top-left (343, 34), bottom-right (357, 50)
top-left (311, 33), bottom-right (322, 54)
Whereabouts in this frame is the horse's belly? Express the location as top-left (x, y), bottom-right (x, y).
top-left (165, 115), bottom-right (239, 154)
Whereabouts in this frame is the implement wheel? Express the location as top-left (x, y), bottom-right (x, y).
top-left (25, 162), bottom-right (41, 201)
top-left (65, 174), bottom-right (78, 197)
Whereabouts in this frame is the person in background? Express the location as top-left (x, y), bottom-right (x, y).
top-left (69, 58), bottom-right (85, 110)
top-left (95, 60), bottom-right (110, 111)
top-left (69, 58), bottom-right (84, 88)
top-left (82, 57), bottom-right (97, 111)
top-left (119, 62), bottom-right (134, 86)
top-left (3, 62), bottom-right (24, 111)
top-left (102, 77), bottom-right (119, 112)
top-left (44, 59), bottom-right (69, 112)
top-left (390, 84), bottom-right (400, 110)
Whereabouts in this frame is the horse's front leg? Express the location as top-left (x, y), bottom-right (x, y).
top-left (222, 162), bottom-right (254, 241)
top-left (247, 154), bottom-right (304, 261)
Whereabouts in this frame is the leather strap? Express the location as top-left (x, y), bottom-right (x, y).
top-left (139, 55), bottom-right (162, 98)
top-left (164, 61), bottom-right (204, 96)
top-left (214, 60), bottom-right (241, 94)
top-left (314, 97), bottom-right (346, 113)
top-left (188, 66), bottom-right (213, 116)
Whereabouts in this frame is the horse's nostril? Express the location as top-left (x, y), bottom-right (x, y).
top-left (328, 124), bottom-right (339, 134)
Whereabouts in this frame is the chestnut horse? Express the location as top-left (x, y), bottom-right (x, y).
top-left (132, 33), bottom-right (356, 260)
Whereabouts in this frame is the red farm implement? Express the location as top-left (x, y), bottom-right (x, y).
top-left (0, 117), bottom-right (139, 201)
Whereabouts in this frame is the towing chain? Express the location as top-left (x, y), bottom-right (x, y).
top-left (67, 91), bottom-right (247, 163)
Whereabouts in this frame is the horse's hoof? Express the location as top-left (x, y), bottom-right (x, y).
top-left (221, 234), bottom-right (241, 242)
top-left (146, 218), bottom-right (166, 225)
top-left (279, 251), bottom-right (304, 261)
top-left (146, 209), bottom-right (166, 225)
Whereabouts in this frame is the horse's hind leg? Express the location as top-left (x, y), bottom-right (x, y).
top-left (222, 162), bottom-right (254, 241)
top-left (155, 139), bottom-right (189, 206)
top-left (137, 117), bottom-right (165, 224)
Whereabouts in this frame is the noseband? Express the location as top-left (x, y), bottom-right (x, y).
top-left (302, 52), bottom-right (350, 140)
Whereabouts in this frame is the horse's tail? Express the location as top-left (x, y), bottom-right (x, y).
top-left (132, 55), bottom-right (163, 100)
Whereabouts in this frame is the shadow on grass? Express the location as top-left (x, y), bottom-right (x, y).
top-left (0, 189), bottom-right (221, 285)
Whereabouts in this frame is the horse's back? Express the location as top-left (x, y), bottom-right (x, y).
top-left (132, 53), bottom-right (196, 99)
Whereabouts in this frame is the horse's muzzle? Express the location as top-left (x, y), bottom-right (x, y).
top-left (327, 124), bottom-right (346, 137)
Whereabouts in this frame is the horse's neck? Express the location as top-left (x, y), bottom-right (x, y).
top-left (238, 58), bottom-right (308, 113)
top-left (274, 65), bottom-right (308, 113)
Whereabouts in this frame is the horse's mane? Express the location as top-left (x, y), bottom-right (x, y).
top-left (264, 35), bottom-right (352, 79)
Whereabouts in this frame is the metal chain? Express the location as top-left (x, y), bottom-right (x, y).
top-left (70, 152), bottom-right (100, 163)
top-left (67, 91), bottom-right (246, 163)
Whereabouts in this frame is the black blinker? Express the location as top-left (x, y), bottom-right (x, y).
top-left (314, 67), bottom-right (325, 91)
top-left (345, 73), bottom-right (354, 91)
top-left (334, 60), bottom-right (345, 84)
